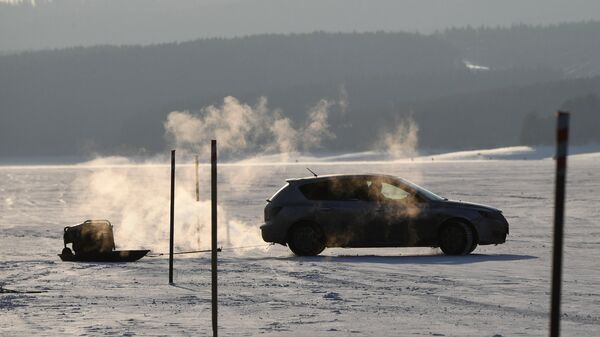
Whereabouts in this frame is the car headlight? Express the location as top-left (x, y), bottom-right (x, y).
top-left (478, 210), bottom-right (502, 220)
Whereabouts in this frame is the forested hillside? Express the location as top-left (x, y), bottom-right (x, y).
top-left (441, 21), bottom-right (600, 77)
top-left (1, 24), bottom-right (599, 160)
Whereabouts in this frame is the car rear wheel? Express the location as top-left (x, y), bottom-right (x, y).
top-left (439, 221), bottom-right (474, 255)
top-left (288, 223), bottom-right (326, 256)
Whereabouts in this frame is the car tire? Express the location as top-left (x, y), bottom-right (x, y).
top-left (288, 223), bottom-right (326, 256)
top-left (439, 221), bottom-right (474, 255)
top-left (468, 241), bottom-right (478, 254)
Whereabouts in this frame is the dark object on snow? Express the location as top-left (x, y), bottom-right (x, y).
top-left (64, 219), bottom-right (115, 254)
top-left (59, 220), bottom-right (149, 262)
top-left (261, 174), bottom-right (509, 256)
top-left (59, 247), bottom-right (150, 262)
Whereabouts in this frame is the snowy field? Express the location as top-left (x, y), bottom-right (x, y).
top-left (1, 155), bottom-right (599, 336)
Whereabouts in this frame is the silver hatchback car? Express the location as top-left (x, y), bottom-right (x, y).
top-left (261, 174), bottom-right (509, 256)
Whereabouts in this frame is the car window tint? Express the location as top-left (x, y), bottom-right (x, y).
top-left (299, 179), bottom-right (369, 201)
top-left (299, 181), bottom-right (334, 200)
top-left (339, 178), bottom-right (370, 200)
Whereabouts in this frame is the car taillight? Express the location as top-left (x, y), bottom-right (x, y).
top-left (264, 206), bottom-right (282, 221)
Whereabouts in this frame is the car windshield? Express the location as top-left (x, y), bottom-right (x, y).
top-left (398, 178), bottom-right (446, 201)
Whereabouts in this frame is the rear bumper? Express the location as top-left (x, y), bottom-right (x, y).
top-left (260, 223), bottom-right (287, 245)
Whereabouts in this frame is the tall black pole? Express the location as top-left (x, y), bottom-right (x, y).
top-left (211, 140), bottom-right (218, 337)
top-left (550, 111), bottom-right (569, 337)
top-left (169, 150), bottom-right (176, 285)
top-left (196, 154), bottom-right (201, 249)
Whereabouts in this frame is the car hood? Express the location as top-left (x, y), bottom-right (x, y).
top-left (440, 200), bottom-right (502, 213)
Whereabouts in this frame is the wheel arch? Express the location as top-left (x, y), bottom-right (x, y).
top-left (437, 217), bottom-right (479, 245)
top-left (285, 219), bottom-right (324, 244)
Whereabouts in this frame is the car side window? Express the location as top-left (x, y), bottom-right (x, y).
top-left (299, 182), bottom-right (333, 200)
top-left (299, 179), bottom-right (369, 201)
top-left (380, 182), bottom-right (410, 200)
top-left (365, 179), bottom-right (412, 202)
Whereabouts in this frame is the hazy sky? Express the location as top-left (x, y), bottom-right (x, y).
top-left (2, 0), bottom-right (600, 52)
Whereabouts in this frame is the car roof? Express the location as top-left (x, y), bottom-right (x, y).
top-left (285, 174), bottom-right (399, 184)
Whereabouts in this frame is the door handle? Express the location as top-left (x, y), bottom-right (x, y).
top-left (320, 207), bottom-right (333, 212)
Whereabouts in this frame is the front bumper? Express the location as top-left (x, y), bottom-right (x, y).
top-left (478, 215), bottom-right (509, 245)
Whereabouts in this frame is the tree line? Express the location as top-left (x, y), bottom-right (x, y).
top-left (1, 24), bottom-right (599, 160)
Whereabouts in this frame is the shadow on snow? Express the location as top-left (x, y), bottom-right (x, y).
top-left (239, 253), bottom-right (538, 265)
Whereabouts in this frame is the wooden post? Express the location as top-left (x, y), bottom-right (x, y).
top-left (169, 150), bottom-right (176, 284)
top-left (550, 111), bottom-right (569, 337)
top-left (211, 140), bottom-right (218, 337)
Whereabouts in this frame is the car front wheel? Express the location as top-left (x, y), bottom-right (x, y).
top-left (288, 223), bottom-right (326, 256)
top-left (439, 221), bottom-right (474, 255)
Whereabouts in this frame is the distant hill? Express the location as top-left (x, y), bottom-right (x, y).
top-left (0, 31), bottom-right (461, 157)
top-left (384, 77), bottom-right (600, 150)
top-left (440, 21), bottom-right (600, 77)
top-left (1, 26), bottom-right (600, 160)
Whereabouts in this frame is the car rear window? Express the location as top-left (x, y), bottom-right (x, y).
top-left (268, 183), bottom-right (289, 202)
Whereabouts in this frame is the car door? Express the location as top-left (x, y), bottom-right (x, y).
top-left (333, 177), bottom-right (396, 247)
top-left (365, 179), bottom-right (423, 247)
top-left (316, 198), bottom-right (373, 247)
top-left (331, 177), bottom-right (385, 247)
top-left (305, 177), bottom-right (377, 247)
top-left (301, 178), bottom-right (372, 247)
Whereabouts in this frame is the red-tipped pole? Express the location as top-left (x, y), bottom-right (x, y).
top-left (211, 140), bottom-right (218, 337)
top-left (550, 111), bottom-right (569, 337)
top-left (169, 150), bottom-right (176, 284)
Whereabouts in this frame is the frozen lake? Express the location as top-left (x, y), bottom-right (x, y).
top-left (1, 157), bottom-right (599, 336)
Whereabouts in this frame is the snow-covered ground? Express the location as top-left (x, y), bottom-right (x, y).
top-left (1, 155), bottom-right (599, 336)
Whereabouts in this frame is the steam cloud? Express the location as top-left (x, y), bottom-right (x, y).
top-left (377, 117), bottom-right (419, 160)
top-left (71, 162), bottom-right (263, 252)
top-left (164, 96), bottom-right (342, 160)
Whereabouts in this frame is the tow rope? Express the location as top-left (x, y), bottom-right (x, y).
top-left (147, 243), bottom-right (273, 257)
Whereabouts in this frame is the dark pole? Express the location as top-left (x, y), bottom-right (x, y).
top-left (211, 140), bottom-right (218, 337)
top-left (196, 154), bottom-right (201, 249)
top-left (169, 150), bottom-right (176, 285)
top-left (550, 111), bottom-right (569, 337)
top-left (195, 155), bottom-right (200, 202)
